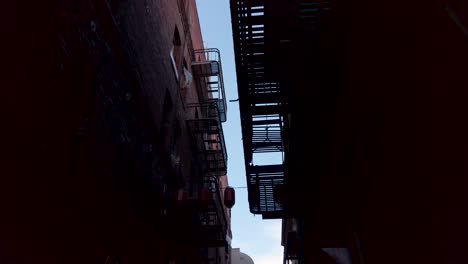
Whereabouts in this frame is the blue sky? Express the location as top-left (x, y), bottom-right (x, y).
top-left (196, 1), bottom-right (283, 263)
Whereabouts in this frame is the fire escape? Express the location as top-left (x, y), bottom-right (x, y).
top-left (230, 0), bottom-right (331, 213)
top-left (187, 49), bottom-right (229, 251)
top-left (230, 0), bottom-right (331, 263)
top-left (230, 0), bottom-right (287, 219)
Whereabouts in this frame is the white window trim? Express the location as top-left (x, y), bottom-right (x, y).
top-left (170, 47), bottom-right (179, 81)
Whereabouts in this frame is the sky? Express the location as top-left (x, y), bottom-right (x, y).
top-left (196, 1), bottom-right (284, 263)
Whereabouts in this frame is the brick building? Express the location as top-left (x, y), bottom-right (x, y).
top-left (2, 0), bottom-right (232, 263)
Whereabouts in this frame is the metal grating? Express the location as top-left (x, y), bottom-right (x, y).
top-left (247, 164), bottom-right (284, 214)
top-left (252, 113), bottom-right (283, 153)
top-left (231, 0), bottom-right (332, 218)
top-left (231, 0), bottom-right (286, 217)
top-left (196, 176), bottom-right (228, 247)
top-left (187, 103), bottom-right (228, 177)
top-left (192, 49), bottom-right (227, 123)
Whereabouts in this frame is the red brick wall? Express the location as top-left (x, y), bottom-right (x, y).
top-left (189, 0), bottom-right (205, 52)
top-left (0, 0), bottom-right (209, 262)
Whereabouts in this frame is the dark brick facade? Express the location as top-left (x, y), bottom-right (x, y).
top-left (1, 0), bottom-right (210, 263)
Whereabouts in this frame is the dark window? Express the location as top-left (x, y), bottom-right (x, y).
top-left (161, 91), bottom-right (173, 142)
top-left (170, 26), bottom-right (182, 80)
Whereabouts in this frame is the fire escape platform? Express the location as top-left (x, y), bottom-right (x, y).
top-left (185, 48), bottom-right (229, 249)
top-left (231, 0), bottom-right (332, 220)
top-left (247, 164), bottom-right (284, 216)
top-left (230, 0), bottom-right (287, 218)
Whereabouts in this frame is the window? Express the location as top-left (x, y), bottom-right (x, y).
top-left (170, 26), bottom-right (182, 80)
top-left (161, 91), bottom-right (173, 143)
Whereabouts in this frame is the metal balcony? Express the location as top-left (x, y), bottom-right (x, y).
top-left (187, 102), bottom-right (228, 178)
top-left (247, 164), bottom-right (284, 217)
top-left (198, 176), bottom-right (229, 248)
top-left (192, 48), bottom-right (227, 123)
top-left (230, 0), bottom-right (286, 218)
top-left (230, 0), bottom-right (332, 218)
top-left (185, 48), bottom-right (229, 249)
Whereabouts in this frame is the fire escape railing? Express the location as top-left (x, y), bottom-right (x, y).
top-left (230, 0), bottom-right (331, 219)
top-left (186, 103), bottom-right (228, 247)
top-left (199, 176), bottom-right (229, 247)
top-left (192, 48), bottom-right (227, 123)
top-left (185, 48), bottom-right (229, 247)
top-left (187, 102), bottom-right (228, 178)
top-left (230, 0), bottom-right (286, 219)
top-left (248, 164), bottom-right (284, 215)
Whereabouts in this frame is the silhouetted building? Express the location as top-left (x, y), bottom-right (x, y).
top-left (230, 0), bottom-right (468, 264)
top-left (2, 0), bottom-right (232, 263)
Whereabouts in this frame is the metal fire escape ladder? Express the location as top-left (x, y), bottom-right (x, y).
top-left (192, 49), bottom-right (227, 123)
top-left (230, 0), bottom-right (286, 218)
top-left (188, 48), bottom-right (228, 178)
top-left (186, 48), bottom-right (229, 248)
top-left (248, 164), bottom-right (285, 214)
top-left (231, 0), bottom-right (332, 219)
top-left (199, 176), bottom-right (229, 248)
top-left (186, 107), bottom-right (228, 246)
top-left (187, 103), bottom-right (227, 177)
